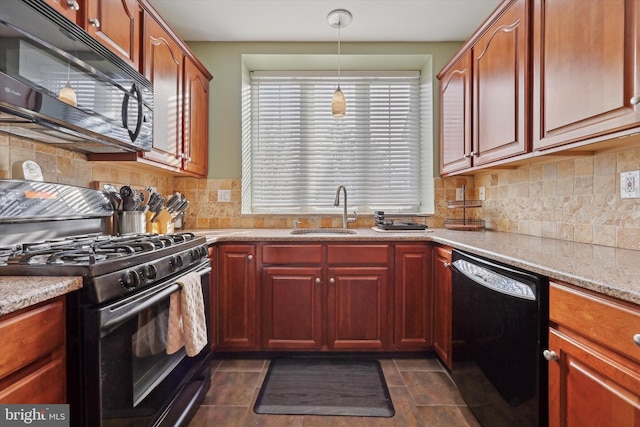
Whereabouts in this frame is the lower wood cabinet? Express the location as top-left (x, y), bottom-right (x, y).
top-left (0, 297), bottom-right (66, 403)
top-left (262, 265), bottom-right (323, 350)
top-left (547, 281), bottom-right (640, 427)
top-left (393, 244), bottom-right (432, 351)
top-left (216, 244), bottom-right (258, 351)
top-left (217, 241), bottom-right (432, 353)
top-left (432, 245), bottom-right (452, 367)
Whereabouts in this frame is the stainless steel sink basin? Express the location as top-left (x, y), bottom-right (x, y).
top-left (290, 228), bottom-right (357, 235)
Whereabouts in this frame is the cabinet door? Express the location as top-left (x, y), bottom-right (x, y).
top-left (533, 0), bottom-right (640, 150)
top-left (327, 267), bottom-right (389, 350)
top-left (182, 58), bottom-right (209, 177)
top-left (262, 267), bottom-right (323, 350)
top-left (432, 245), bottom-right (452, 368)
top-left (217, 244), bottom-right (257, 350)
top-left (85, 0), bottom-right (140, 69)
top-left (143, 14), bottom-right (183, 169)
top-left (44, 0), bottom-right (83, 24)
top-left (394, 244), bottom-right (432, 351)
top-left (473, 0), bottom-right (528, 165)
top-left (548, 329), bottom-right (640, 427)
top-left (440, 51), bottom-right (473, 175)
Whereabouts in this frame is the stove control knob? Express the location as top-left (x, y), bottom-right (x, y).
top-left (121, 270), bottom-right (140, 290)
top-left (142, 264), bottom-right (157, 280)
top-left (169, 255), bottom-right (184, 270)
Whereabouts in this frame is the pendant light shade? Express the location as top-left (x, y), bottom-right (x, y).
top-left (331, 86), bottom-right (345, 117)
top-left (327, 9), bottom-right (352, 118)
top-left (58, 84), bottom-right (77, 107)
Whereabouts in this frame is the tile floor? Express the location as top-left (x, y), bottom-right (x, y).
top-left (188, 356), bottom-right (481, 426)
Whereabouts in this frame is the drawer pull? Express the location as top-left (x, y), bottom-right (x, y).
top-left (634, 334), bottom-right (640, 346)
top-left (543, 350), bottom-right (558, 361)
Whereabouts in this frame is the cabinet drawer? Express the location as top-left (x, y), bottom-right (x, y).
top-left (0, 298), bottom-right (65, 379)
top-left (327, 244), bottom-right (389, 265)
top-left (0, 356), bottom-right (66, 403)
top-left (262, 244), bottom-right (323, 265)
top-left (550, 282), bottom-right (640, 364)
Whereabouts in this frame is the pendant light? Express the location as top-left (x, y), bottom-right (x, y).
top-left (327, 9), bottom-right (352, 118)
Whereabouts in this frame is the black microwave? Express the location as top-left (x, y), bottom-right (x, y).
top-left (0, 0), bottom-right (153, 153)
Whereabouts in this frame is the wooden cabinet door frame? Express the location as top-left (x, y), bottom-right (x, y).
top-left (533, 0), bottom-right (640, 150)
top-left (182, 58), bottom-right (209, 177)
top-left (473, 0), bottom-right (529, 165)
top-left (217, 244), bottom-right (258, 350)
top-left (86, 0), bottom-right (140, 69)
top-left (262, 266), bottom-right (324, 350)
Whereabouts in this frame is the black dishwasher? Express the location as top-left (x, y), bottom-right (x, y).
top-left (450, 249), bottom-right (548, 427)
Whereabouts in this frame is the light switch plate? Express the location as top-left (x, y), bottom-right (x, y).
top-left (620, 171), bottom-right (640, 199)
top-left (478, 186), bottom-right (486, 201)
top-left (218, 189), bottom-right (231, 202)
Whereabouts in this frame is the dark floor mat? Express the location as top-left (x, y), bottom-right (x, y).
top-left (253, 357), bottom-right (394, 417)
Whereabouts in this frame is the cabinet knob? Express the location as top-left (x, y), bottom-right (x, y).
top-left (463, 153), bottom-right (471, 158)
top-left (633, 334), bottom-right (640, 346)
top-left (443, 262), bottom-right (451, 268)
top-left (630, 95), bottom-right (640, 105)
top-left (315, 278), bottom-right (321, 284)
top-left (67, 0), bottom-right (80, 10)
top-left (247, 254), bottom-right (253, 261)
top-left (329, 277), bottom-right (335, 284)
top-left (88, 18), bottom-right (101, 28)
top-left (543, 349), bottom-right (558, 361)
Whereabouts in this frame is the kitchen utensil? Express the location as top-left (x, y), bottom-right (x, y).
top-left (103, 184), bottom-right (122, 210)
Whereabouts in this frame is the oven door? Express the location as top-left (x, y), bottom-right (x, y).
top-left (78, 261), bottom-right (211, 427)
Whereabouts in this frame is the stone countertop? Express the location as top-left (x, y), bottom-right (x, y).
top-left (0, 276), bottom-right (82, 316)
top-left (193, 227), bottom-right (640, 306)
top-left (3, 227), bottom-right (638, 315)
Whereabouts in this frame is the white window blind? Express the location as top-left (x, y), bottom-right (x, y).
top-left (246, 71), bottom-right (421, 214)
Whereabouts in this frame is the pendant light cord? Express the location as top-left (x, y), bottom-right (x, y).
top-left (337, 21), bottom-right (341, 89)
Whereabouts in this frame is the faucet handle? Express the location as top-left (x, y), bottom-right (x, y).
top-left (347, 211), bottom-right (358, 224)
top-left (293, 219), bottom-right (301, 230)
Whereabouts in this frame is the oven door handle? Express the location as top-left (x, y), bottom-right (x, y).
top-left (101, 265), bottom-right (211, 332)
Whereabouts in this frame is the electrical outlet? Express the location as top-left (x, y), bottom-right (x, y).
top-left (455, 188), bottom-right (463, 201)
top-left (478, 186), bottom-right (486, 201)
top-left (620, 171), bottom-right (640, 199)
top-left (218, 189), bottom-right (231, 202)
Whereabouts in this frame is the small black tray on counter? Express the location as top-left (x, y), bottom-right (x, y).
top-left (374, 211), bottom-right (428, 230)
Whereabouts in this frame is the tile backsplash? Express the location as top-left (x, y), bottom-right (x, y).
top-left (4, 131), bottom-right (640, 250)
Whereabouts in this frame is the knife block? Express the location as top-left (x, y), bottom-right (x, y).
top-left (146, 209), bottom-right (174, 234)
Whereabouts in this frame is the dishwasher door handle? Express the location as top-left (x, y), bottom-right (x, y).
top-left (452, 259), bottom-right (536, 300)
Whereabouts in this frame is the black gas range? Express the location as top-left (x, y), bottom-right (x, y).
top-left (0, 180), bottom-right (211, 427)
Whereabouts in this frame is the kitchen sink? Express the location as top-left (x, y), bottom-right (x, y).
top-left (290, 228), bottom-right (357, 235)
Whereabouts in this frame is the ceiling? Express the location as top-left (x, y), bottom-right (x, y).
top-left (146, 0), bottom-right (502, 43)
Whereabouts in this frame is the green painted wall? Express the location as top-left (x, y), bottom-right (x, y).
top-left (187, 42), bottom-right (463, 179)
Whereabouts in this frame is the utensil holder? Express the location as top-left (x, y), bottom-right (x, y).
top-left (117, 211), bottom-right (145, 235)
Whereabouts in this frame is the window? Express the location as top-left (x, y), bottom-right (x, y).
top-left (242, 70), bottom-right (431, 214)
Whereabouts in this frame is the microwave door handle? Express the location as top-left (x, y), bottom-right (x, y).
top-left (122, 83), bottom-right (143, 142)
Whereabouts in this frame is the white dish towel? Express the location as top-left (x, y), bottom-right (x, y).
top-left (166, 271), bottom-right (208, 356)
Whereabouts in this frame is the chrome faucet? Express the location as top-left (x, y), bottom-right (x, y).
top-left (334, 185), bottom-right (357, 229)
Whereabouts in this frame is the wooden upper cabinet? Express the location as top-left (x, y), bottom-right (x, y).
top-left (473, 0), bottom-right (529, 165)
top-left (142, 13), bottom-right (183, 169)
top-left (182, 58), bottom-right (210, 177)
top-left (44, 0), bottom-right (83, 24)
top-left (533, 0), bottom-right (640, 150)
top-left (439, 51), bottom-right (473, 175)
top-left (85, 0), bottom-right (141, 70)
top-left (438, 0), bottom-right (529, 176)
